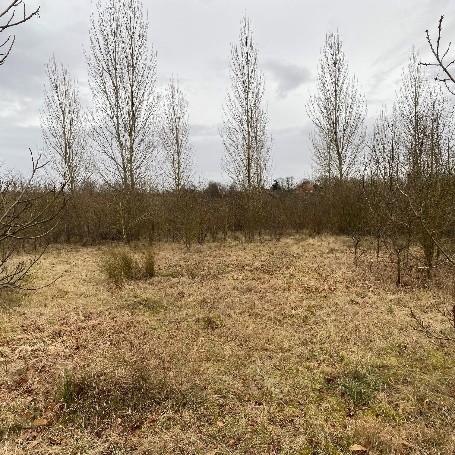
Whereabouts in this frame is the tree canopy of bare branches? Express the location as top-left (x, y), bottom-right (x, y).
top-left (397, 52), bottom-right (455, 271)
top-left (307, 31), bottom-right (366, 181)
top-left (397, 52), bottom-right (455, 187)
top-left (0, 1), bottom-right (39, 66)
top-left (159, 79), bottom-right (193, 192)
top-left (366, 52), bottom-right (455, 282)
top-left (41, 56), bottom-right (86, 193)
top-left (220, 16), bottom-right (271, 191)
top-left (87, 0), bottom-right (158, 191)
top-left (369, 107), bottom-right (400, 187)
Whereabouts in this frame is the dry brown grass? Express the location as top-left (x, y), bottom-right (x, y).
top-left (0, 236), bottom-right (454, 454)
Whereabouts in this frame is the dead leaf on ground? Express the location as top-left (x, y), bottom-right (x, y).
top-left (33, 418), bottom-right (48, 427)
top-left (350, 444), bottom-right (368, 453)
top-left (399, 440), bottom-right (417, 449)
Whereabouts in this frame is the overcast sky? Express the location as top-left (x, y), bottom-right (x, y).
top-left (1, 0), bottom-right (454, 184)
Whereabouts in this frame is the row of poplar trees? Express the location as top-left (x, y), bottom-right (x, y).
top-left (41, 0), bottom-right (271, 240)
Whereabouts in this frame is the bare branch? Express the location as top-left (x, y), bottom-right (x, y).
top-left (422, 15), bottom-right (455, 94)
top-left (0, 1), bottom-right (39, 66)
top-left (0, 151), bottom-right (66, 290)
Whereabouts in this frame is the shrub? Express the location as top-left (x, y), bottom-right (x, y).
top-left (101, 247), bottom-right (155, 287)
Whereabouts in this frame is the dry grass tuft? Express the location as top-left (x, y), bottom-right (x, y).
top-left (101, 246), bottom-right (155, 287)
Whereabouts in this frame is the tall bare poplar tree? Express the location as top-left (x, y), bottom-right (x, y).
top-left (369, 107), bottom-right (400, 187)
top-left (220, 16), bottom-right (271, 190)
top-left (397, 52), bottom-right (430, 180)
top-left (87, 0), bottom-right (157, 191)
top-left (41, 56), bottom-right (85, 193)
top-left (159, 79), bottom-right (193, 192)
top-left (307, 31), bottom-right (366, 181)
top-left (397, 52), bottom-right (454, 180)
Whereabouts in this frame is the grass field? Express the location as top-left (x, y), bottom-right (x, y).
top-left (0, 236), bottom-right (454, 454)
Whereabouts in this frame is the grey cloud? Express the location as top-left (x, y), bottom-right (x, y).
top-left (264, 60), bottom-right (312, 99)
top-left (206, 56), bottom-right (229, 77)
top-left (191, 127), bottom-right (224, 183)
top-left (372, 43), bottom-right (412, 74)
top-left (190, 123), bottom-right (219, 137)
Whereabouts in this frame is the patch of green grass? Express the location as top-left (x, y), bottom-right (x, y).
top-left (334, 367), bottom-right (386, 410)
top-left (339, 371), bottom-right (374, 407)
top-left (55, 365), bottom-right (205, 432)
